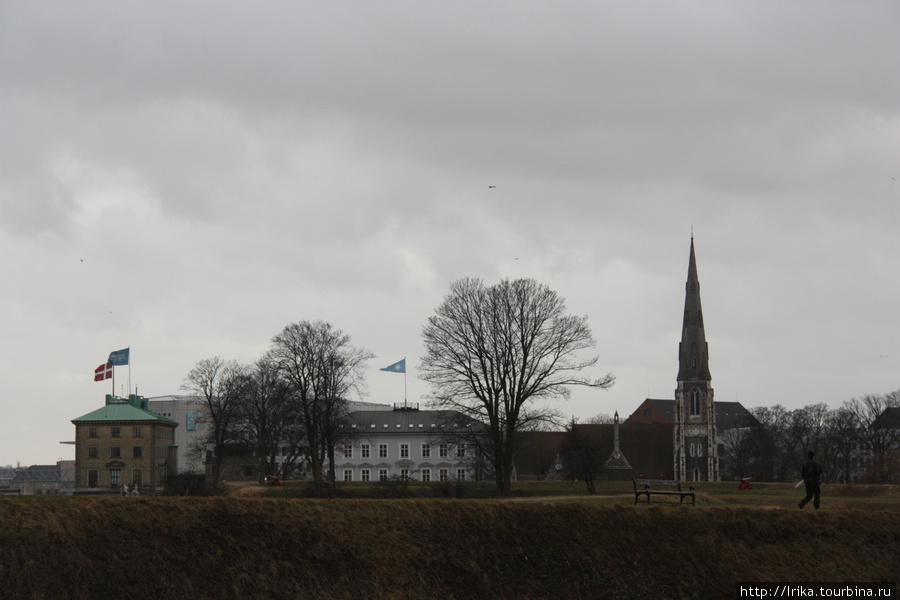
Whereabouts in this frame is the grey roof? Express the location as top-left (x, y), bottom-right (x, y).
top-left (346, 409), bottom-right (482, 434)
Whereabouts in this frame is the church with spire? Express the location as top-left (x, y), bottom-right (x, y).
top-left (513, 237), bottom-right (755, 483)
top-left (673, 237), bottom-right (718, 482)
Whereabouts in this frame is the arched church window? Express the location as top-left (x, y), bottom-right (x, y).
top-left (690, 389), bottom-right (701, 416)
top-left (689, 443), bottom-right (694, 457)
top-left (697, 444), bottom-right (703, 457)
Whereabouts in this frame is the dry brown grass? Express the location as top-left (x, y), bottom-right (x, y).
top-left (1, 484), bottom-right (898, 600)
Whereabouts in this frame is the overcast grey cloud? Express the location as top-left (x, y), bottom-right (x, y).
top-left (1, 1), bottom-right (898, 465)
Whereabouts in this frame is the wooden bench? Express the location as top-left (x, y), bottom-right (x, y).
top-left (632, 477), bottom-right (695, 506)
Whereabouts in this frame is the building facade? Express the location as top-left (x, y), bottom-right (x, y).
top-left (72, 395), bottom-right (178, 495)
top-left (335, 407), bottom-right (481, 483)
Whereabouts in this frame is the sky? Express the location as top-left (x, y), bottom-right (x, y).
top-left (1, 1), bottom-right (898, 466)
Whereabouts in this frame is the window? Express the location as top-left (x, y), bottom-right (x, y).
top-left (88, 446), bottom-right (98, 459)
top-left (456, 444), bottom-right (465, 458)
top-left (88, 427), bottom-right (99, 438)
top-left (697, 444), bottom-right (703, 457)
top-left (87, 469), bottom-right (99, 487)
top-left (690, 389), bottom-right (701, 416)
top-left (344, 470), bottom-right (353, 482)
top-left (439, 468), bottom-right (449, 482)
top-left (361, 444), bottom-right (370, 459)
top-left (421, 444), bottom-right (430, 458)
top-left (111, 427), bottom-right (121, 438)
top-left (109, 468), bottom-right (121, 487)
top-left (439, 444), bottom-right (449, 458)
top-left (421, 469), bottom-right (431, 482)
top-left (400, 444), bottom-right (409, 458)
top-left (133, 446), bottom-right (143, 458)
top-left (131, 469), bottom-right (143, 487)
top-left (110, 447), bottom-right (121, 459)
top-left (132, 426), bottom-right (143, 438)
top-left (457, 469), bottom-right (466, 481)
top-left (343, 444), bottom-right (353, 459)
top-left (361, 469), bottom-right (370, 482)
top-left (379, 444), bottom-right (388, 459)
top-left (689, 443), bottom-right (695, 457)
top-left (400, 469), bottom-right (409, 480)
top-left (379, 469), bottom-right (388, 482)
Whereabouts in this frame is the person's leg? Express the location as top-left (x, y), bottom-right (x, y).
top-left (799, 482), bottom-right (813, 508)
top-left (813, 483), bottom-right (821, 509)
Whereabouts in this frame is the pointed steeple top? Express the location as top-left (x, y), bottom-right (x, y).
top-left (678, 237), bottom-right (711, 381)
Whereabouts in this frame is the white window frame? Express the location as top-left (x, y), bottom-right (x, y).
top-left (344, 469), bottom-right (353, 482)
top-left (361, 444), bottom-right (370, 459)
top-left (421, 468), bottom-right (431, 482)
top-left (361, 469), bottom-right (370, 482)
top-left (400, 444), bottom-right (409, 458)
top-left (421, 444), bottom-right (430, 458)
top-left (379, 444), bottom-right (388, 459)
top-left (378, 469), bottom-right (388, 482)
top-left (439, 468), bottom-right (449, 482)
top-left (343, 444), bottom-right (353, 459)
top-left (439, 444), bottom-right (449, 458)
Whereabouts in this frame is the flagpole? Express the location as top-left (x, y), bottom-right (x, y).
top-left (404, 357), bottom-right (408, 407)
top-left (128, 346), bottom-right (132, 397)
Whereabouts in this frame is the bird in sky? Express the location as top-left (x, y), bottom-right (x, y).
top-left (488, 185), bottom-right (496, 188)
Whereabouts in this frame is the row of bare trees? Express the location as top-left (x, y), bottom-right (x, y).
top-left (720, 391), bottom-right (900, 484)
top-left (181, 278), bottom-right (615, 496)
top-left (181, 321), bottom-right (373, 493)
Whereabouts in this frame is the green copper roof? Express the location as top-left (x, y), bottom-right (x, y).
top-left (72, 402), bottom-right (177, 425)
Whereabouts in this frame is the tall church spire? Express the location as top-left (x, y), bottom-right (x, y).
top-left (677, 236), bottom-right (711, 382)
top-left (673, 236), bottom-right (718, 482)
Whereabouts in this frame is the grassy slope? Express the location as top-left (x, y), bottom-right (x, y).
top-left (1, 484), bottom-right (898, 600)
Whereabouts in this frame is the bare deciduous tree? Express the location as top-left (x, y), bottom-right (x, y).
top-left (181, 356), bottom-right (244, 493)
top-left (233, 358), bottom-right (293, 484)
top-left (268, 321), bottom-right (373, 492)
top-left (420, 278), bottom-right (614, 495)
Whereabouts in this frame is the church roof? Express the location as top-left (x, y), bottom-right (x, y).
top-left (626, 399), bottom-right (759, 430)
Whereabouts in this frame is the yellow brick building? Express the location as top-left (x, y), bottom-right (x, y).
top-left (72, 395), bottom-right (178, 495)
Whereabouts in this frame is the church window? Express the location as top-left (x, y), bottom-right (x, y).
top-left (689, 443), bottom-right (695, 457)
top-left (697, 444), bottom-right (703, 457)
top-left (690, 389), bottom-right (701, 416)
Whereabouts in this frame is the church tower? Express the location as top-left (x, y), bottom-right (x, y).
top-left (674, 237), bottom-right (719, 482)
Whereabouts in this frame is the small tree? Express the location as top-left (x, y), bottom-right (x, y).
top-left (420, 278), bottom-right (614, 495)
top-left (181, 357), bottom-right (244, 493)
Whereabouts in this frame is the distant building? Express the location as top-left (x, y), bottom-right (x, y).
top-left (147, 395), bottom-right (207, 473)
top-left (71, 395), bottom-right (178, 495)
top-left (336, 407), bottom-right (484, 483)
top-left (0, 462), bottom-right (74, 495)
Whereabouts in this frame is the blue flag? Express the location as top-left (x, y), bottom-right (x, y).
top-left (380, 359), bottom-right (405, 374)
top-left (108, 348), bottom-right (129, 366)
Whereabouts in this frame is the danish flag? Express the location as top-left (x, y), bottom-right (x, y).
top-left (94, 363), bottom-right (113, 381)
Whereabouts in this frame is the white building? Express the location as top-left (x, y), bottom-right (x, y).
top-left (147, 395), bottom-right (207, 474)
top-left (336, 407), bottom-right (484, 483)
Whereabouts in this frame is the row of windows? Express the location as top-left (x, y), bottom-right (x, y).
top-left (343, 468), bottom-right (466, 482)
top-left (87, 426), bottom-right (144, 438)
top-left (87, 446), bottom-right (144, 459)
top-left (689, 443), bottom-right (704, 458)
top-left (343, 443), bottom-right (465, 460)
top-left (86, 468), bottom-right (143, 488)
